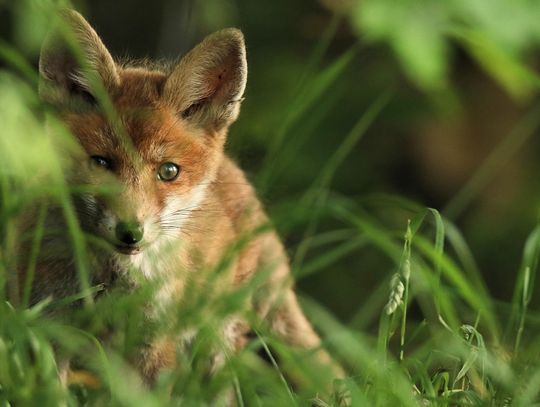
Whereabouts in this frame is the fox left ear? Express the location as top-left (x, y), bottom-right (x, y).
top-left (39, 9), bottom-right (119, 109)
top-left (163, 28), bottom-right (247, 131)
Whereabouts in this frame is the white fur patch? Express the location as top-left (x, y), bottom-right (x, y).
top-left (158, 181), bottom-right (209, 237)
top-left (121, 181), bottom-right (209, 281)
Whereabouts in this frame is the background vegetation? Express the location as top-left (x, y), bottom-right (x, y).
top-left (2, 0), bottom-right (540, 405)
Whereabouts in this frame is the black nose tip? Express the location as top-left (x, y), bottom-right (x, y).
top-left (115, 221), bottom-right (144, 245)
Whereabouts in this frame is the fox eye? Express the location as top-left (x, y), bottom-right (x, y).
top-left (157, 162), bottom-right (180, 182)
top-left (90, 155), bottom-right (112, 170)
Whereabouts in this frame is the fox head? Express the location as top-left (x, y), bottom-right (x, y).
top-left (39, 10), bottom-right (247, 256)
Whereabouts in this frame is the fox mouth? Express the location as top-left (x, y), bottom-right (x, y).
top-left (114, 244), bottom-right (142, 255)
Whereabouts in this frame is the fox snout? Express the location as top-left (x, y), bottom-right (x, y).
top-left (108, 214), bottom-right (149, 255)
top-left (108, 209), bottom-right (151, 254)
top-left (115, 221), bottom-right (144, 246)
top-left (76, 190), bottom-right (155, 255)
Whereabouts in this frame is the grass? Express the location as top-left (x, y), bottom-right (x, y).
top-left (2, 1), bottom-right (540, 406)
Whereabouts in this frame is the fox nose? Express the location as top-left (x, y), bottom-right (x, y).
top-left (115, 221), bottom-right (144, 245)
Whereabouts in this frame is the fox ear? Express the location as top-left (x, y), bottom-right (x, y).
top-left (39, 9), bottom-right (119, 108)
top-left (163, 28), bottom-right (247, 131)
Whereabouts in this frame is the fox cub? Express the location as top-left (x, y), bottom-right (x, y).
top-left (16, 10), bottom-right (335, 382)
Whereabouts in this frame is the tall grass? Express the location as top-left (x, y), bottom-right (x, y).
top-left (2, 1), bottom-right (540, 406)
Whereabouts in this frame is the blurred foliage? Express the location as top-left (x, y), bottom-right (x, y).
top-left (0, 0), bottom-right (539, 327)
top-left (1, 0), bottom-right (539, 322)
top-left (2, 0), bottom-right (540, 405)
top-left (352, 0), bottom-right (540, 98)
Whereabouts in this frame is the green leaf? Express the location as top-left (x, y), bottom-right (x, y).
top-left (455, 28), bottom-right (539, 100)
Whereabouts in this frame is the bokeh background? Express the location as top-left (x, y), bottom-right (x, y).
top-left (2, 0), bottom-right (540, 325)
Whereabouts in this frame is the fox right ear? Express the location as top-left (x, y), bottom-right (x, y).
top-left (39, 9), bottom-right (119, 108)
top-left (162, 28), bottom-right (247, 132)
